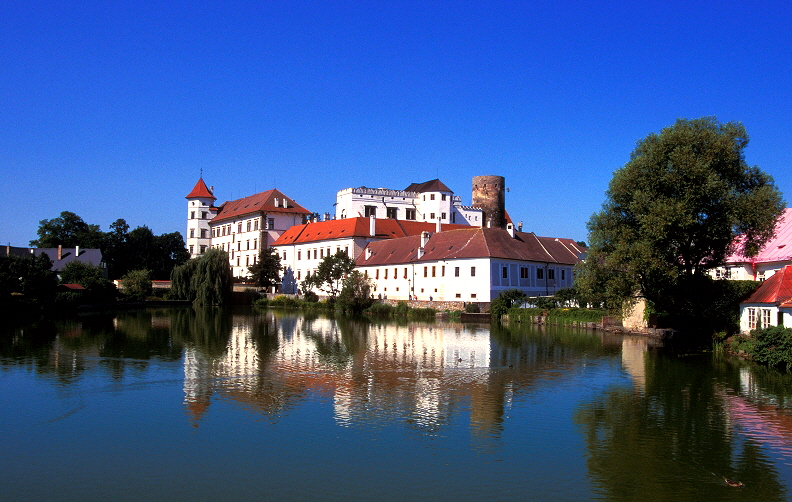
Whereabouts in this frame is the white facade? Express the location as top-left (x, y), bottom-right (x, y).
top-left (739, 304), bottom-right (787, 333)
top-left (335, 185), bottom-right (482, 226)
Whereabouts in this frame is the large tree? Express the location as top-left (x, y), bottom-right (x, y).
top-left (248, 247), bottom-right (282, 290)
top-left (302, 250), bottom-right (356, 300)
top-left (30, 211), bottom-right (104, 248)
top-left (580, 117), bottom-right (784, 323)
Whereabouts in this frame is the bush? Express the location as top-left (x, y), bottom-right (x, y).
top-left (465, 302), bottom-right (480, 313)
top-left (303, 290), bottom-right (319, 303)
top-left (751, 326), bottom-right (792, 371)
top-left (121, 269), bottom-right (152, 301)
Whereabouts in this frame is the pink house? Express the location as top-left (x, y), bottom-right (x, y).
top-left (715, 208), bottom-right (792, 282)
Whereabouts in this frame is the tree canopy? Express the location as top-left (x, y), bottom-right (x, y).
top-left (30, 212), bottom-right (189, 280)
top-left (579, 117), bottom-right (784, 324)
top-left (248, 247), bottom-right (282, 289)
top-left (301, 250), bottom-right (355, 299)
top-left (170, 249), bottom-right (233, 306)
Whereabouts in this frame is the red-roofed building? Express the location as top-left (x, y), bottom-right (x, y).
top-left (271, 216), bottom-right (469, 292)
top-left (186, 178), bottom-right (311, 279)
top-left (739, 265), bottom-right (792, 332)
top-left (714, 208), bottom-right (792, 282)
top-left (355, 224), bottom-right (586, 302)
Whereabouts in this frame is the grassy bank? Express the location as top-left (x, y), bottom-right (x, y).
top-left (505, 307), bottom-right (607, 325)
top-left (719, 326), bottom-right (792, 371)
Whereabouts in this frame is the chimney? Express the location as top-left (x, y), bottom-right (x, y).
top-left (58, 245), bottom-right (62, 261)
top-left (209, 186), bottom-right (214, 194)
top-left (507, 222), bottom-right (515, 238)
top-left (76, 245), bottom-right (80, 257)
top-left (518, 221), bottom-right (523, 232)
top-left (420, 231), bottom-right (430, 248)
top-left (365, 247), bottom-right (372, 259)
top-left (436, 218), bottom-right (441, 233)
top-left (369, 215), bottom-right (376, 237)
top-left (324, 212), bottom-right (330, 221)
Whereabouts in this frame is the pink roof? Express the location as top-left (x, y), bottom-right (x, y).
top-left (272, 218), bottom-right (469, 246)
top-left (726, 208), bottom-right (792, 265)
top-left (212, 189), bottom-right (310, 223)
top-left (743, 265), bottom-right (792, 305)
top-left (185, 178), bottom-right (216, 200)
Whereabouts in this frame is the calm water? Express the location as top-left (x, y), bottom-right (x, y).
top-left (1, 307), bottom-right (791, 501)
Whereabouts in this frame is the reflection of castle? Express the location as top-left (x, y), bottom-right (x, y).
top-left (180, 314), bottom-right (592, 437)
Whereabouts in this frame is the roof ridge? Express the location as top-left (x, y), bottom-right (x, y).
top-left (532, 234), bottom-right (555, 262)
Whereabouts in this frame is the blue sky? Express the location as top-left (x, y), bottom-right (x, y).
top-left (2, 1), bottom-right (791, 246)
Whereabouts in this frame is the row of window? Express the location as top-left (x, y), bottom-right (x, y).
top-left (209, 218), bottom-right (276, 238)
top-left (189, 211), bottom-right (209, 220)
top-left (189, 229), bottom-right (208, 239)
top-left (213, 239), bottom-right (258, 252)
top-left (512, 267), bottom-right (564, 281)
top-left (296, 247), bottom-right (350, 261)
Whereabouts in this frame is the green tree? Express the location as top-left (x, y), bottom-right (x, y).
top-left (0, 253), bottom-right (57, 306)
top-left (337, 270), bottom-right (374, 313)
top-left (580, 117), bottom-right (784, 326)
top-left (170, 250), bottom-right (232, 306)
top-left (301, 250), bottom-right (355, 300)
top-left (60, 261), bottom-right (117, 303)
top-left (121, 269), bottom-right (153, 301)
top-left (490, 289), bottom-right (528, 319)
top-left (30, 211), bottom-right (104, 248)
top-left (248, 247), bottom-right (282, 289)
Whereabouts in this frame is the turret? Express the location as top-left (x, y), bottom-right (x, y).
top-left (185, 178), bottom-right (216, 258)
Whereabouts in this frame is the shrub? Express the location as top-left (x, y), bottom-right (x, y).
top-left (465, 302), bottom-right (480, 313)
top-left (121, 269), bottom-right (152, 301)
top-left (751, 326), bottom-right (792, 371)
top-left (303, 290), bottom-right (319, 303)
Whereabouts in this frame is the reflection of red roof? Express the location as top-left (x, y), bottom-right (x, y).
top-left (212, 189), bottom-right (311, 223)
top-left (185, 178), bottom-right (216, 200)
top-left (743, 265), bottom-right (792, 305)
top-left (357, 228), bottom-right (586, 266)
top-left (272, 218), bottom-right (469, 246)
top-left (726, 208), bottom-right (792, 265)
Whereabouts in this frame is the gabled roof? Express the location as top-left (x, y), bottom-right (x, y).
top-left (743, 265), bottom-right (792, 305)
top-left (404, 179), bottom-right (453, 193)
top-left (726, 208), bottom-right (792, 265)
top-left (212, 189), bottom-right (310, 223)
top-left (185, 178), bottom-right (216, 200)
top-left (271, 217), bottom-right (469, 246)
top-left (356, 228), bottom-right (585, 266)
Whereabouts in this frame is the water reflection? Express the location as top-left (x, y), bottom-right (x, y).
top-left (1, 308), bottom-right (791, 500)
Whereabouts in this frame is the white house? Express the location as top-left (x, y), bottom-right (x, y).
top-left (739, 265), bottom-right (792, 333)
top-left (354, 224), bottom-right (585, 302)
top-left (271, 216), bottom-right (469, 292)
top-left (185, 177), bottom-right (312, 279)
top-left (335, 179), bottom-right (483, 226)
top-left (713, 208), bottom-right (792, 282)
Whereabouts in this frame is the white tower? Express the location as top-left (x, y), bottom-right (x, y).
top-left (185, 177), bottom-right (216, 258)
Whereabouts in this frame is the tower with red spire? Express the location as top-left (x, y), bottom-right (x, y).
top-left (185, 177), bottom-right (216, 258)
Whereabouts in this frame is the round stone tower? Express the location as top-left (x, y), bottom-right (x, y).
top-left (472, 175), bottom-right (506, 229)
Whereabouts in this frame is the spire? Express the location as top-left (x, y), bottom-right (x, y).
top-left (186, 178), bottom-right (215, 200)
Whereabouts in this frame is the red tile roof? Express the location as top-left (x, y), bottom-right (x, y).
top-left (726, 208), bottom-right (792, 265)
top-left (356, 228), bottom-right (586, 266)
top-left (271, 218), bottom-right (469, 246)
top-left (185, 178), bottom-right (216, 200)
top-left (744, 265), bottom-right (792, 305)
top-left (211, 189), bottom-right (310, 223)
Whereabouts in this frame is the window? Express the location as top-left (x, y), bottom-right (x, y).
top-left (246, 256), bottom-right (249, 266)
top-left (456, 293), bottom-right (461, 298)
top-left (384, 269), bottom-right (388, 280)
top-left (432, 266), bottom-right (436, 277)
top-left (455, 267), bottom-right (460, 277)
top-left (387, 207), bottom-right (398, 219)
top-left (404, 268), bottom-right (408, 279)
top-left (762, 309), bottom-right (772, 328)
top-left (189, 245), bottom-right (194, 254)
top-left (200, 229), bottom-right (207, 238)
top-left (190, 229), bottom-right (195, 238)
top-left (441, 212), bottom-right (446, 220)
top-left (471, 294), bottom-right (477, 299)
top-left (364, 206), bottom-right (377, 217)
top-left (430, 194), bottom-right (435, 200)
top-left (202, 212), bottom-right (207, 219)
top-left (394, 268), bottom-right (397, 278)
top-left (548, 269), bottom-right (555, 280)
top-left (247, 221), bottom-right (251, 231)
top-left (441, 194), bottom-right (447, 201)
top-left (199, 245), bottom-right (206, 253)
top-left (320, 249), bottom-right (324, 259)
top-left (502, 266), bottom-right (508, 279)
top-left (537, 268), bottom-right (544, 279)
top-left (441, 266), bottom-right (445, 277)
top-left (254, 220), bottom-right (259, 230)
top-left (430, 213), bottom-right (435, 220)
top-left (253, 239), bottom-right (257, 249)
top-left (298, 251), bottom-right (301, 260)
top-left (268, 218), bottom-right (275, 230)
top-left (748, 308), bottom-right (757, 330)
top-left (190, 211), bottom-right (195, 219)
top-left (471, 267), bottom-right (476, 277)
top-left (237, 242), bottom-right (241, 251)
top-left (520, 267), bottom-right (528, 279)
top-left (238, 223), bottom-right (242, 233)
top-left (376, 269), bottom-right (379, 279)
top-left (406, 208), bottom-right (416, 220)
top-left (246, 240), bottom-right (250, 250)
top-left (297, 271), bottom-right (301, 280)
top-left (424, 267), bottom-right (428, 278)
top-left (561, 269), bottom-right (566, 281)
top-left (313, 249), bottom-right (317, 259)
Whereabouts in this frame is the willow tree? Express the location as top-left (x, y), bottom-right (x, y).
top-left (580, 117), bottom-right (784, 326)
top-left (170, 249), bottom-right (232, 306)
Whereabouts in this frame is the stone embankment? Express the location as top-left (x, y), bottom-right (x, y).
top-left (508, 314), bottom-right (678, 340)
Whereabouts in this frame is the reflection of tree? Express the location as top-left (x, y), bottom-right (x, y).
top-left (574, 354), bottom-right (788, 501)
top-left (169, 307), bottom-right (232, 357)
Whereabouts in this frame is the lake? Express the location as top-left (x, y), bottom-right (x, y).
top-left (1, 307), bottom-right (791, 501)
